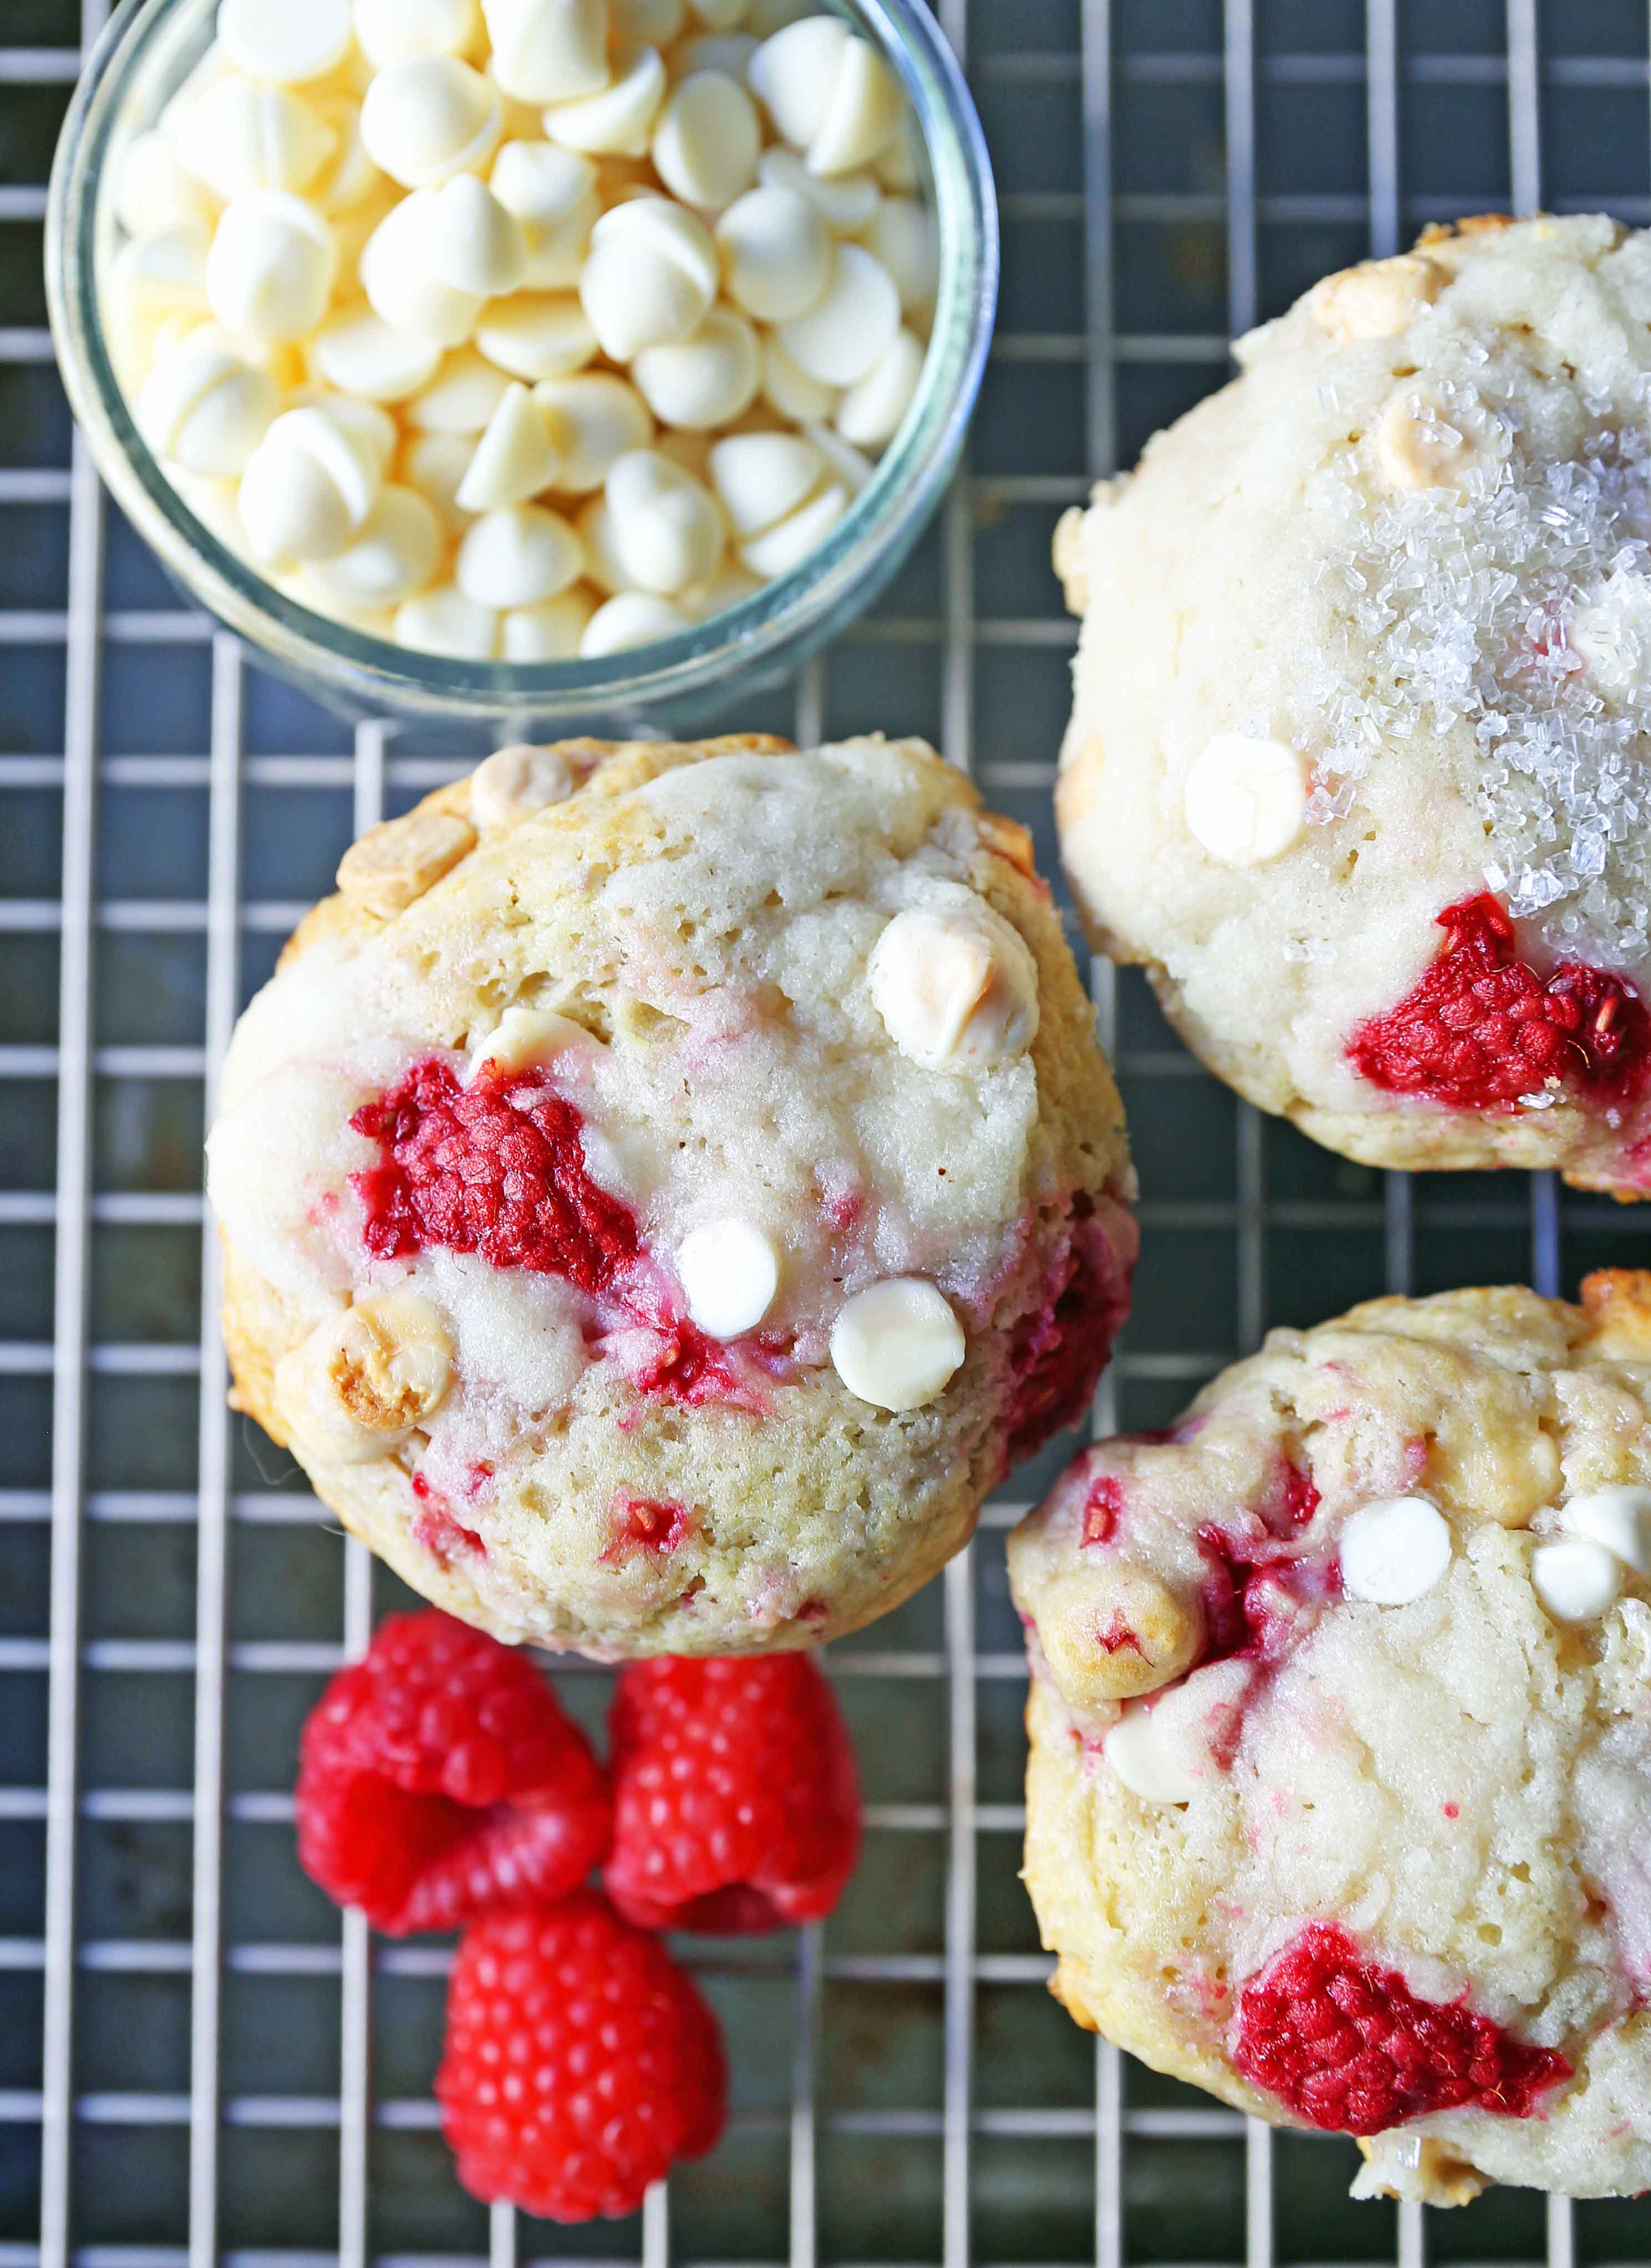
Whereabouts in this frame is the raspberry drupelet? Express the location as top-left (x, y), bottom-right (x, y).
top-left (295, 1609), bottom-right (611, 1935)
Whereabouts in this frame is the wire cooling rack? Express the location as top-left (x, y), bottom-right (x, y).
top-left (6, 3), bottom-right (1651, 2266)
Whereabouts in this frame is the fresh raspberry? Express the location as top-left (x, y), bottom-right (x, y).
top-left (1005, 1199), bottom-right (1136, 1465)
top-left (437, 1893), bottom-right (727, 2221)
top-left (1347, 892), bottom-right (1650, 1112)
top-left (351, 1058), bottom-right (640, 1294)
top-left (1233, 1922), bottom-right (1571, 2134)
top-left (603, 1655), bottom-right (861, 1933)
top-left (296, 1609), bottom-right (611, 1936)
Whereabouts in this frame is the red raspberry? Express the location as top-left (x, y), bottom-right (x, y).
top-left (1347, 892), bottom-right (1650, 1112)
top-left (1005, 1199), bottom-right (1136, 1465)
top-left (296, 1610), bottom-right (611, 1936)
top-left (437, 1893), bottom-right (727, 2221)
top-left (351, 1058), bottom-right (640, 1294)
top-left (603, 1655), bottom-right (861, 1933)
top-left (1233, 1923), bottom-right (1571, 2134)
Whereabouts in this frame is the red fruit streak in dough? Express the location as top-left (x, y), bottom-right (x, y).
top-left (1004, 1197), bottom-right (1137, 1465)
top-left (1347, 892), bottom-right (1651, 1112)
top-left (1233, 1922), bottom-right (1571, 2135)
top-left (601, 1492), bottom-right (693, 1564)
top-left (351, 1059), bottom-right (739, 1404)
top-left (409, 1473), bottom-right (484, 1566)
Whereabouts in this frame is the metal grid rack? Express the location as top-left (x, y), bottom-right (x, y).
top-left (5, 3), bottom-right (1651, 2266)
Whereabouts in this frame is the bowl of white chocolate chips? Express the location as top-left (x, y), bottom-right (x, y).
top-left (48, 0), bottom-right (995, 719)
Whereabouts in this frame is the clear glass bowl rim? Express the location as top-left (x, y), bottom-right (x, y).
top-left (47, 0), bottom-right (999, 723)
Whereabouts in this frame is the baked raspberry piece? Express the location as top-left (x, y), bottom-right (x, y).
top-left (1347, 893), bottom-right (1651, 1112)
top-left (1005, 1199), bottom-right (1138, 1465)
top-left (351, 1059), bottom-right (640, 1293)
top-left (604, 1655), bottom-right (861, 1932)
top-left (1233, 1922), bottom-right (1571, 2135)
top-left (437, 1893), bottom-right (727, 2221)
top-left (296, 1609), bottom-right (611, 1935)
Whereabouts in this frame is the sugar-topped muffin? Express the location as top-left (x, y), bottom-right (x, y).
top-left (209, 732), bottom-right (1135, 1655)
top-left (1009, 1271), bottom-right (1651, 2204)
top-left (1056, 213), bottom-right (1651, 1195)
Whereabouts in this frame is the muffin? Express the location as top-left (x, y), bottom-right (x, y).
top-left (1009, 1271), bottom-right (1651, 2203)
top-left (209, 732), bottom-right (1135, 1655)
top-left (1055, 213), bottom-right (1651, 1195)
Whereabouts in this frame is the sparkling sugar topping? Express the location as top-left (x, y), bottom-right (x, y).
top-left (1315, 382), bottom-right (1651, 972)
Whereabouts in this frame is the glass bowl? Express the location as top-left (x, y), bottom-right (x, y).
top-left (47, 0), bottom-right (997, 730)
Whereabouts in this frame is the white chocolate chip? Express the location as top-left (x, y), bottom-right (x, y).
top-left (354, 0), bottom-right (485, 71)
top-left (736, 477), bottom-right (845, 577)
top-left (715, 182), bottom-right (830, 322)
top-left (761, 330), bottom-right (837, 422)
top-left (1533, 1538), bottom-right (1625, 1624)
top-left (490, 138), bottom-right (598, 285)
top-left (1339, 1496), bottom-right (1453, 1605)
top-left (481, 0), bottom-right (609, 104)
top-left (1374, 385), bottom-right (1479, 491)
top-left (501, 585), bottom-right (598, 656)
top-left (276, 1288), bottom-right (453, 1460)
top-left (176, 75), bottom-right (338, 200)
top-left (408, 346), bottom-right (513, 432)
top-left (709, 430), bottom-right (825, 536)
top-left (651, 71), bottom-right (761, 210)
top-left (310, 305), bottom-right (444, 402)
top-left (238, 401), bottom-right (383, 565)
top-left (358, 55), bottom-right (503, 188)
top-left (336, 804), bottom-right (477, 911)
top-left (1101, 1699), bottom-right (1204, 1806)
top-left (474, 289), bottom-right (597, 379)
top-left (680, 562), bottom-right (760, 618)
top-left (603, 447), bottom-right (724, 593)
top-left (309, 96), bottom-right (386, 212)
top-left (1556, 1485), bottom-right (1651, 1576)
top-left (675, 1218), bottom-right (780, 1338)
top-left (426, 171), bottom-right (530, 295)
top-left (868, 904), bottom-right (1040, 1071)
top-left (360, 190), bottom-right (486, 345)
top-left (746, 16), bottom-right (847, 150)
top-left (577, 197), bottom-right (718, 360)
top-left (466, 1002), bottom-right (592, 1079)
top-left (777, 242), bottom-right (900, 387)
top-left (300, 482), bottom-right (443, 607)
top-left (757, 142), bottom-right (880, 232)
top-left (545, 45), bottom-right (668, 156)
top-left (393, 582), bottom-right (500, 654)
top-left (1183, 732), bottom-right (1309, 866)
top-left (526, 376), bottom-right (648, 495)
top-left (470, 741), bottom-right (575, 823)
top-left (219, 0), bottom-right (353, 85)
top-left (834, 323), bottom-right (921, 447)
top-left (632, 305), bottom-right (759, 429)
top-left (1310, 254), bottom-right (1442, 343)
top-left (456, 381), bottom-right (562, 509)
top-left (806, 34), bottom-right (901, 176)
top-left (829, 1277), bottom-right (965, 1410)
top-left (578, 588), bottom-right (691, 653)
top-left (859, 194), bottom-right (936, 318)
top-left (401, 429), bottom-right (479, 530)
top-left (456, 501), bottom-right (583, 607)
top-left (206, 191), bottom-right (337, 343)
top-left (116, 129), bottom-right (221, 236)
top-left (137, 327), bottom-right (281, 475)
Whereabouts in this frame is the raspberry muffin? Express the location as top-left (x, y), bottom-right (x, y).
top-left (1055, 213), bottom-right (1651, 1195)
top-left (1009, 1271), bottom-right (1651, 2203)
top-left (209, 733), bottom-right (1135, 1655)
